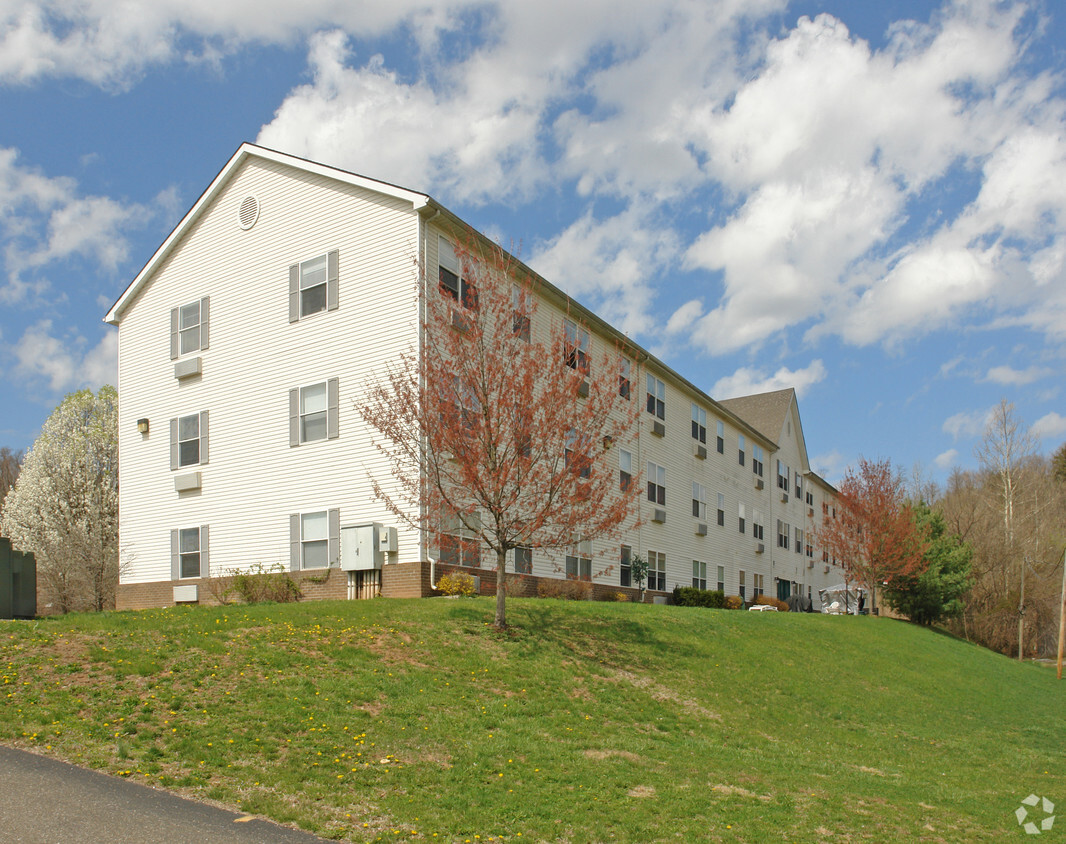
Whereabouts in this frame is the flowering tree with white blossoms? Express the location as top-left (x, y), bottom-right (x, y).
top-left (2, 386), bottom-right (120, 612)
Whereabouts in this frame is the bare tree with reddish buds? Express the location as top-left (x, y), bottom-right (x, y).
top-left (814, 456), bottom-right (926, 614)
top-left (361, 233), bottom-right (643, 628)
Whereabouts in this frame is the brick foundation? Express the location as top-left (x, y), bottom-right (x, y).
top-left (116, 560), bottom-right (665, 609)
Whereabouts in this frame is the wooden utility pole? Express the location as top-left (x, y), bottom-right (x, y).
top-left (1056, 547), bottom-right (1066, 680)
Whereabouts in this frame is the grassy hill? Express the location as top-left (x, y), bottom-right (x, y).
top-left (1, 597), bottom-right (1062, 842)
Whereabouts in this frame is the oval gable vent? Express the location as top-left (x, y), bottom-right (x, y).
top-left (238, 195), bottom-right (260, 230)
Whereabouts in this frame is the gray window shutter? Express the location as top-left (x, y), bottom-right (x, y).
top-left (328, 508), bottom-right (340, 566)
top-left (200, 525), bottom-right (210, 578)
top-left (327, 378), bottom-right (339, 439)
top-left (289, 514), bottom-right (301, 571)
top-left (327, 250), bottom-right (339, 311)
top-left (170, 308), bottom-right (179, 359)
top-left (199, 410), bottom-right (209, 465)
top-left (170, 529), bottom-right (180, 580)
top-left (169, 418), bottom-right (179, 470)
top-left (288, 265), bottom-right (300, 323)
top-left (200, 296), bottom-right (210, 350)
top-left (289, 388), bottom-right (300, 447)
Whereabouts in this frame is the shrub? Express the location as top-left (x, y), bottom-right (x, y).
top-left (231, 563), bottom-right (302, 604)
top-left (753, 594), bottom-right (790, 612)
top-left (598, 590), bottom-right (630, 602)
top-left (672, 586), bottom-right (726, 608)
top-left (537, 578), bottom-right (593, 601)
top-left (724, 595), bottom-right (744, 610)
top-left (503, 574), bottom-right (531, 597)
top-left (437, 571), bottom-right (477, 597)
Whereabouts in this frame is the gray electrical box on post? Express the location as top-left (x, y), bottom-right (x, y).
top-left (341, 523), bottom-right (395, 571)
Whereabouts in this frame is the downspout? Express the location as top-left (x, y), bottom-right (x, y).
top-left (420, 206), bottom-right (441, 588)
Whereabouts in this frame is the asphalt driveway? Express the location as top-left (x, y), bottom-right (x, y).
top-left (0, 746), bottom-right (334, 843)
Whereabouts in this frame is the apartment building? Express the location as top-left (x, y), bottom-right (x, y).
top-left (106, 143), bottom-right (841, 610)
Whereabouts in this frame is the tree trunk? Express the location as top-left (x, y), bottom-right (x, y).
top-left (1018, 555), bottom-right (1026, 661)
top-left (495, 547), bottom-right (507, 629)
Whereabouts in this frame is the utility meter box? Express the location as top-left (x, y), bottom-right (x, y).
top-left (341, 523), bottom-right (396, 571)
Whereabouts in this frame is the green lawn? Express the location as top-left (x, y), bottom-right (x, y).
top-left (2, 597), bottom-right (1062, 842)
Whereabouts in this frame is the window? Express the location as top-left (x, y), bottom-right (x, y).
top-left (717, 492), bottom-right (725, 526)
top-left (301, 511), bottom-right (329, 569)
top-left (753, 573), bottom-right (765, 600)
top-left (563, 319), bottom-right (590, 375)
top-left (753, 510), bottom-right (765, 541)
top-left (440, 511), bottom-right (480, 568)
top-left (512, 285), bottom-right (531, 341)
top-left (691, 404), bottom-right (707, 444)
top-left (565, 429), bottom-right (591, 479)
top-left (806, 539), bottom-right (814, 559)
top-left (647, 461), bottom-right (666, 505)
top-left (795, 473), bottom-right (802, 499)
top-left (739, 569), bottom-right (746, 601)
top-left (806, 490), bottom-right (814, 507)
top-left (646, 375), bottom-right (665, 420)
top-left (648, 550), bottom-right (666, 591)
top-left (777, 519), bottom-right (789, 549)
top-left (692, 482), bottom-right (706, 520)
top-left (289, 509), bottom-right (339, 571)
top-left (566, 539), bottom-right (592, 581)
top-left (289, 251), bottom-right (339, 322)
top-left (620, 544), bottom-right (632, 587)
top-left (795, 527), bottom-right (803, 554)
top-left (438, 237), bottom-right (478, 310)
top-left (170, 412), bottom-right (208, 469)
top-left (716, 565), bottom-right (725, 593)
top-left (170, 297), bottom-right (209, 359)
top-left (752, 444), bottom-right (764, 477)
top-left (514, 546), bottom-right (532, 574)
top-left (619, 449), bottom-right (633, 491)
top-left (289, 379), bottom-right (339, 446)
top-left (171, 526), bottom-right (208, 580)
top-left (619, 358), bottom-right (632, 399)
top-left (692, 560), bottom-right (707, 590)
top-left (738, 434), bottom-right (746, 467)
top-left (777, 460), bottom-right (790, 492)
top-left (738, 502), bottom-right (746, 534)
top-left (716, 420), bottom-right (725, 454)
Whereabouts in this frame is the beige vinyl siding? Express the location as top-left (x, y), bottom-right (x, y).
top-left (117, 157), bottom-right (421, 584)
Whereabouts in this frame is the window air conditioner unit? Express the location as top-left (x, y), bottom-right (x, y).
top-left (652, 508), bottom-right (667, 524)
top-left (781, 492), bottom-right (788, 504)
top-left (755, 478), bottom-right (764, 490)
top-left (807, 560), bottom-right (814, 569)
top-left (755, 543), bottom-right (765, 554)
top-left (577, 380), bottom-right (590, 398)
top-left (808, 507), bottom-right (814, 517)
top-left (824, 565), bottom-right (831, 574)
top-left (695, 444), bottom-right (707, 460)
top-left (696, 523), bottom-right (707, 536)
top-left (652, 420), bottom-right (666, 438)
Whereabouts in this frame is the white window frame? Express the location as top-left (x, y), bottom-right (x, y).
top-left (565, 539), bottom-right (592, 581)
top-left (563, 319), bottom-right (591, 375)
top-left (646, 374), bottom-right (665, 420)
top-left (647, 461), bottom-right (666, 505)
top-left (648, 549), bottom-right (666, 591)
top-left (177, 413), bottom-right (201, 467)
top-left (692, 482), bottom-right (706, 520)
top-left (178, 527), bottom-right (201, 579)
top-left (691, 404), bottom-right (707, 443)
top-left (692, 560), bottom-right (707, 590)
top-left (619, 449), bottom-right (633, 491)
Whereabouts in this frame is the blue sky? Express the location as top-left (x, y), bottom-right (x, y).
top-left (1, 0), bottom-right (1064, 488)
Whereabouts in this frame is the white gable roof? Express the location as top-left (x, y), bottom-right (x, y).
top-left (104, 143), bottom-right (431, 325)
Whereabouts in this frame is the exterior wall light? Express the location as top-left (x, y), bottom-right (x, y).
top-left (137, 418), bottom-right (150, 434)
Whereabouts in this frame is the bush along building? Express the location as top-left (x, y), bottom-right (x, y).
top-left (106, 144), bottom-right (841, 610)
